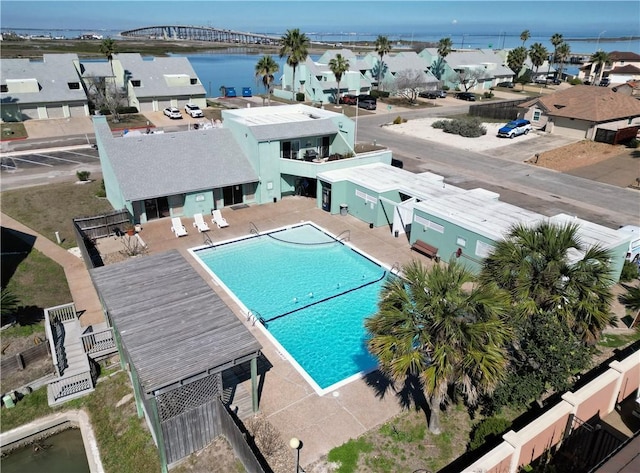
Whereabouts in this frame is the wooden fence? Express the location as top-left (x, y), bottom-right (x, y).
top-left (469, 98), bottom-right (533, 121)
top-left (0, 343), bottom-right (50, 378)
top-left (73, 209), bottom-right (130, 240)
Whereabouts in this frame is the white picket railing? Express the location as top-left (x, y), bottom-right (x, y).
top-left (48, 371), bottom-right (94, 403)
top-left (80, 328), bottom-right (116, 356)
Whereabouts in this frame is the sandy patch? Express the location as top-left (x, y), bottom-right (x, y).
top-left (384, 117), bottom-right (538, 152)
top-left (526, 140), bottom-right (630, 172)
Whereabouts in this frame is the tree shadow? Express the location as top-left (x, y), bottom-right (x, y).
top-left (363, 370), bottom-right (432, 426)
top-left (1, 227), bottom-right (36, 287)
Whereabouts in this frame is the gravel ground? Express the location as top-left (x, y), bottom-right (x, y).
top-left (384, 117), bottom-right (539, 152)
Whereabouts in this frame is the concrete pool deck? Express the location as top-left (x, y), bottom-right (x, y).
top-left (97, 196), bottom-right (432, 466)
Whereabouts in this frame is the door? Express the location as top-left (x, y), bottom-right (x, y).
top-left (322, 184), bottom-right (331, 211)
top-left (144, 197), bottom-right (170, 220)
top-left (222, 185), bottom-right (243, 206)
top-left (320, 136), bottom-right (330, 158)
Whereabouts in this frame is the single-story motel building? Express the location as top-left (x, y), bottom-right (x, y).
top-left (95, 104), bottom-right (632, 280)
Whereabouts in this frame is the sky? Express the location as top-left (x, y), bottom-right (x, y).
top-left (1, 0), bottom-right (638, 38)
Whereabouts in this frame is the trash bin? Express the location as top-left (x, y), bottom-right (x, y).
top-left (3, 393), bottom-right (15, 408)
top-left (340, 204), bottom-right (348, 216)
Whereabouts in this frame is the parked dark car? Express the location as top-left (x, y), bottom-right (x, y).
top-left (339, 94), bottom-right (358, 105)
top-left (358, 99), bottom-right (377, 110)
top-left (599, 78), bottom-right (610, 87)
top-left (455, 92), bottom-right (476, 101)
top-left (357, 94), bottom-right (376, 102)
top-left (419, 90), bottom-right (447, 99)
top-left (496, 81), bottom-right (515, 88)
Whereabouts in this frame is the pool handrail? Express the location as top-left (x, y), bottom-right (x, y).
top-left (336, 229), bottom-right (350, 242)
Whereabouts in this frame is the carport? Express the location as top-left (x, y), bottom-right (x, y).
top-left (90, 250), bottom-right (262, 470)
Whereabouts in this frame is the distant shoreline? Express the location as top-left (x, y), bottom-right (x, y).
top-left (565, 36), bottom-right (640, 42)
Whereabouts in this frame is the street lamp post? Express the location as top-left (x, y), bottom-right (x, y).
top-left (596, 30), bottom-right (606, 51)
top-left (289, 437), bottom-right (301, 473)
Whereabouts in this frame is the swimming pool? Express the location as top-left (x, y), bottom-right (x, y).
top-left (190, 223), bottom-right (387, 394)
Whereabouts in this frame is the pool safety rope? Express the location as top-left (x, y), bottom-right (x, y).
top-left (261, 271), bottom-right (387, 324)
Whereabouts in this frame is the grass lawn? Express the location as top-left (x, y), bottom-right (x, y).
top-left (0, 122), bottom-right (28, 141)
top-left (1, 371), bottom-right (161, 473)
top-left (1, 179), bottom-right (115, 249)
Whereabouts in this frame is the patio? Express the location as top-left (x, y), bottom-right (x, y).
top-left (94, 196), bottom-right (434, 467)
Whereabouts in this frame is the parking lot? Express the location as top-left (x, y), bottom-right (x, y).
top-left (0, 145), bottom-right (101, 191)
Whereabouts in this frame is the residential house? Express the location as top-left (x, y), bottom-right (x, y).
top-left (419, 48), bottom-right (515, 91)
top-left (518, 85), bottom-right (640, 141)
top-left (362, 50), bottom-right (439, 93)
top-left (612, 80), bottom-right (640, 98)
top-left (579, 51), bottom-right (640, 85)
top-left (317, 162), bottom-right (631, 281)
top-left (277, 49), bottom-right (373, 104)
top-left (110, 53), bottom-right (207, 112)
top-left (1, 53), bottom-right (89, 121)
top-left (94, 104), bottom-right (391, 223)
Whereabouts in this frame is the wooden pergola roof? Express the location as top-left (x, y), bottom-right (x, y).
top-left (90, 250), bottom-right (262, 395)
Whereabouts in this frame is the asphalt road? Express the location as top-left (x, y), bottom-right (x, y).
top-left (355, 111), bottom-right (639, 229)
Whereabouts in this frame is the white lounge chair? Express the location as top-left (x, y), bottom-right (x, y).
top-left (171, 217), bottom-right (188, 237)
top-left (212, 209), bottom-right (229, 228)
top-left (193, 213), bottom-right (211, 232)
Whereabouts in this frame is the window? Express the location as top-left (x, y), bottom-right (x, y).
top-left (456, 237), bottom-right (467, 247)
top-left (67, 82), bottom-right (80, 90)
top-left (0, 84), bottom-right (7, 93)
top-left (475, 240), bottom-right (495, 258)
top-left (533, 110), bottom-right (541, 122)
top-left (131, 80), bottom-right (141, 87)
top-left (190, 78), bottom-right (197, 85)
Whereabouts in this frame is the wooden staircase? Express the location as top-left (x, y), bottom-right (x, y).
top-left (44, 303), bottom-right (116, 406)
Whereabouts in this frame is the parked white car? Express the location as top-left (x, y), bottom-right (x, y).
top-left (184, 103), bottom-right (204, 118)
top-left (619, 225), bottom-right (640, 263)
top-left (163, 107), bottom-right (183, 119)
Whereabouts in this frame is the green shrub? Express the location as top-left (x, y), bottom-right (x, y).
top-left (432, 117), bottom-right (486, 137)
top-left (620, 259), bottom-right (639, 282)
top-left (96, 179), bottom-right (107, 198)
top-left (370, 90), bottom-right (390, 99)
top-left (569, 77), bottom-right (583, 85)
top-left (76, 170), bottom-right (91, 181)
top-left (628, 138), bottom-right (639, 149)
top-left (442, 85), bottom-right (450, 91)
top-left (469, 416), bottom-right (511, 451)
top-left (295, 92), bottom-right (305, 102)
top-left (483, 91), bottom-right (494, 99)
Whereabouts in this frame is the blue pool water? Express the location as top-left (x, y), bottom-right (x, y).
top-left (193, 223), bottom-right (386, 392)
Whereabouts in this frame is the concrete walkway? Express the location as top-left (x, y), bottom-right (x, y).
top-left (1, 212), bottom-right (105, 326)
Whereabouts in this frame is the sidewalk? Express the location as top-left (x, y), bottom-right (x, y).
top-left (1, 212), bottom-right (105, 327)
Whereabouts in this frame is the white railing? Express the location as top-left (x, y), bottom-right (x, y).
top-left (45, 302), bottom-right (77, 323)
top-left (48, 370), bottom-right (94, 402)
top-left (80, 328), bottom-right (116, 356)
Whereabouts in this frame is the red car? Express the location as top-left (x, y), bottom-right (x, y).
top-left (339, 94), bottom-right (358, 105)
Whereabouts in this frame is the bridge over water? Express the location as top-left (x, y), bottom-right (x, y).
top-left (121, 25), bottom-right (280, 45)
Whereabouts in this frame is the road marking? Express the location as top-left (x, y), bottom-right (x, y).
top-left (34, 153), bottom-right (81, 164)
top-left (9, 157), bottom-right (53, 167)
top-left (62, 151), bottom-right (100, 159)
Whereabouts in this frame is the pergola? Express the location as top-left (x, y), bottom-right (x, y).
top-left (90, 250), bottom-right (262, 470)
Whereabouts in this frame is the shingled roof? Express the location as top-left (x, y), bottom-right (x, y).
top-left (519, 85), bottom-right (640, 122)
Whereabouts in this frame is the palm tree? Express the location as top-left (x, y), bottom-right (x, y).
top-left (555, 42), bottom-right (571, 82)
top-left (328, 53), bottom-right (350, 104)
top-left (255, 55), bottom-right (279, 105)
top-left (549, 33), bottom-right (564, 81)
top-left (590, 50), bottom-right (611, 85)
top-left (520, 30), bottom-right (530, 47)
top-left (279, 29), bottom-right (310, 101)
top-left (529, 43), bottom-right (549, 76)
top-left (374, 35), bottom-right (392, 90)
top-left (366, 259), bottom-right (511, 434)
top-left (432, 37), bottom-right (453, 80)
top-left (507, 46), bottom-right (528, 86)
top-left (481, 221), bottom-right (616, 344)
top-left (99, 38), bottom-right (117, 72)
top-left (618, 283), bottom-right (640, 327)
